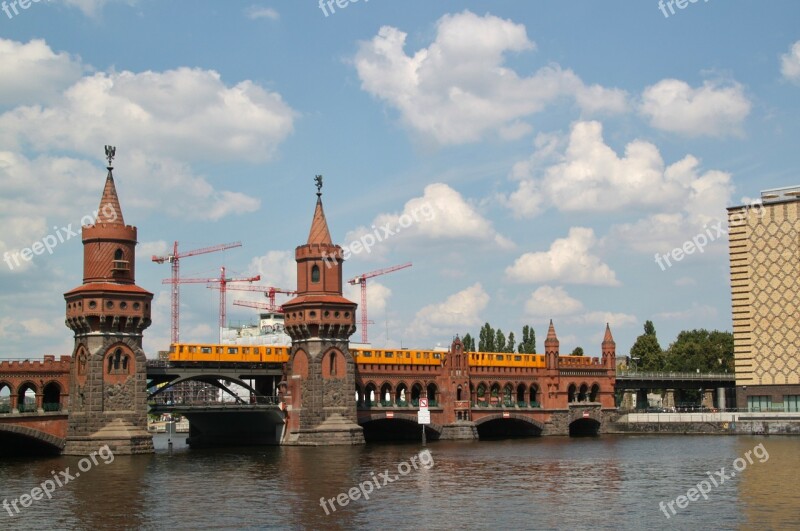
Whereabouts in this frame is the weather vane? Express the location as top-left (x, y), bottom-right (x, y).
top-left (314, 174), bottom-right (323, 197)
top-left (105, 145), bottom-right (116, 167)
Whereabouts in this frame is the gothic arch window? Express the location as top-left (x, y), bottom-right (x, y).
top-left (330, 351), bottom-right (337, 376)
top-left (311, 265), bottom-right (320, 283)
top-left (114, 248), bottom-right (124, 260)
top-left (108, 348), bottom-right (130, 375)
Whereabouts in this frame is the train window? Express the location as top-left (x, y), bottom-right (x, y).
top-left (243, 348), bottom-right (250, 354)
top-left (178, 346), bottom-right (184, 354)
top-left (170, 345), bottom-right (176, 353)
top-left (496, 355), bottom-right (503, 360)
top-left (385, 351), bottom-right (394, 358)
top-left (416, 352), bottom-right (421, 358)
top-left (266, 348), bottom-right (272, 354)
top-left (434, 353), bottom-right (441, 359)
top-left (228, 347), bottom-right (237, 354)
top-left (363, 351), bottom-right (372, 357)
top-left (216, 347), bottom-right (222, 354)
top-left (201, 347), bottom-right (212, 354)
top-left (406, 352), bottom-right (411, 358)
top-left (189, 346), bottom-right (196, 354)
top-left (515, 355), bottom-right (521, 361)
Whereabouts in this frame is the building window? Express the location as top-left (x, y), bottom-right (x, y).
top-left (330, 351), bottom-right (337, 376)
top-left (108, 348), bottom-right (130, 375)
top-left (114, 249), bottom-right (123, 260)
top-left (748, 395), bottom-right (771, 412)
top-left (784, 395), bottom-right (800, 412)
top-left (311, 265), bottom-right (320, 283)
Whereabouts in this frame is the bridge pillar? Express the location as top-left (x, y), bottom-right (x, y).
top-left (702, 389), bottom-right (715, 409)
top-left (716, 388), bottom-right (727, 410)
top-left (663, 389), bottom-right (676, 410)
top-left (636, 389), bottom-right (648, 410)
top-left (621, 390), bottom-right (635, 410)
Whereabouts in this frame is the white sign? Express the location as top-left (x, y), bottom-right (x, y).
top-left (417, 410), bottom-right (430, 424)
top-left (419, 398), bottom-right (429, 409)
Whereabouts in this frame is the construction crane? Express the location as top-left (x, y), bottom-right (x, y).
top-left (348, 262), bottom-right (412, 343)
top-left (232, 299), bottom-right (283, 313)
top-left (223, 285), bottom-right (297, 309)
top-left (152, 240), bottom-right (242, 343)
top-left (164, 266), bottom-right (260, 342)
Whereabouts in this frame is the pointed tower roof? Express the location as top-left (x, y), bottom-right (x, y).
top-left (96, 167), bottom-right (125, 225)
top-left (307, 197), bottom-right (333, 245)
top-left (544, 319), bottom-right (559, 346)
top-left (603, 323), bottom-right (615, 344)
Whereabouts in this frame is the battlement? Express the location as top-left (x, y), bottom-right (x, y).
top-left (0, 355), bottom-right (72, 373)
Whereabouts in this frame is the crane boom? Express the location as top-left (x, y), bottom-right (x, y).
top-left (151, 240), bottom-right (242, 344)
top-left (347, 262), bottom-right (412, 343)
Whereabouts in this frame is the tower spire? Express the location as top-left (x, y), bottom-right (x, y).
top-left (545, 319), bottom-right (559, 346)
top-left (96, 145), bottom-right (124, 225)
top-left (307, 175), bottom-right (332, 245)
top-left (603, 323), bottom-right (615, 345)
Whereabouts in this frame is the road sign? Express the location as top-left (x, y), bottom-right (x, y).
top-left (502, 411), bottom-right (510, 418)
top-left (419, 398), bottom-right (429, 409)
top-left (582, 411), bottom-right (590, 418)
top-left (418, 410), bottom-right (430, 424)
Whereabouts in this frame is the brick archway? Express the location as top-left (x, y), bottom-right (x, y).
top-left (474, 413), bottom-right (545, 432)
top-left (0, 424), bottom-right (65, 452)
top-left (358, 412), bottom-right (443, 438)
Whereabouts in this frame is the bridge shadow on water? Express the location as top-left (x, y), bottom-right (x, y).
top-left (476, 418), bottom-right (543, 440)
top-left (0, 432), bottom-right (63, 457)
top-left (361, 418), bottom-right (440, 443)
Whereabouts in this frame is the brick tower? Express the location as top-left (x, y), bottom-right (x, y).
top-left (544, 320), bottom-right (560, 407)
top-left (281, 176), bottom-right (364, 445)
top-left (63, 146), bottom-right (154, 455)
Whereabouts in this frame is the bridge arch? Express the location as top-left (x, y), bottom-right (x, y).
top-left (359, 412), bottom-right (442, 442)
top-left (0, 381), bottom-right (11, 413)
top-left (474, 413), bottom-right (544, 439)
top-left (17, 380), bottom-right (38, 413)
top-left (42, 381), bottom-right (63, 411)
top-left (0, 424), bottom-right (65, 455)
top-left (569, 417), bottom-right (601, 437)
top-left (148, 374), bottom-right (260, 403)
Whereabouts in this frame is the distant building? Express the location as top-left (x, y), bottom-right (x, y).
top-left (728, 185), bottom-right (800, 411)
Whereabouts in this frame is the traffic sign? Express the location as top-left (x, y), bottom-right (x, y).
top-left (418, 410), bottom-right (430, 424)
top-left (419, 398), bottom-right (429, 409)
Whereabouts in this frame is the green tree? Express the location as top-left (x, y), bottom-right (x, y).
top-left (518, 325), bottom-right (537, 353)
top-left (571, 346), bottom-right (584, 356)
top-left (478, 323), bottom-right (495, 352)
top-left (462, 333), bottom-right (475, 352)
top-left (629, 320), bottom-right (665, 371)
top-left (495, 329), bottom-right (506, 353)
top-left (664, 329), bottom-right (734, 372)
top-left (506, 332), bottom-right (516, 353)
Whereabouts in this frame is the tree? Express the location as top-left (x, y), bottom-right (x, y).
top-left (495, 329), bottom-right (506, 353)
top-left (462, 333), bottom-right (475, 352)
top-left (478, 323), bottom-right (495, 352)
top-left (629, 320), bottom-right (665, 371)
top-left (664, 329), bottom-right (734, 372)
top-left (519, 325), bottom-right (537, 353)
top-left (571, 347), bottom-right (584, 356)
top-left (506, 332), bottom-right (516, 353)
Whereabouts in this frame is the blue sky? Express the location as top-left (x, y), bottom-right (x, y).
top-left (1, 1), bottom-right (799, 360)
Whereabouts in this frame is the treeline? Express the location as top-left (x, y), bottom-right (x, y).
top-left (627, 320), bottom-right (734, 372)
top-left (461, 323), bottom-right (584, 354)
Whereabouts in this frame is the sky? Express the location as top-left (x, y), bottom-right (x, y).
top-left (1, 0), bottom-right (799, 361)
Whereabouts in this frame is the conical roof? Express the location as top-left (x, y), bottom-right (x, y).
top-left (603, 323), bottom-right (615, 344)
top-left (307, 197), bottom-right (332, 245)
top-left (96, 168), bottom-right (125, 225)
top-left (544, 319), bottom-right (559, 345)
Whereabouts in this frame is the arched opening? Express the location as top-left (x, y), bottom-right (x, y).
top-left (361, 415), bottom-right (441, 443)
top-left (114, 248), bottom-right (124, 260)
top-left (426, 383), bottom-right (437, 406)
top-left (569, 418), bottom-right (601, 437)
top-left (0, 383), bottom-right (11, 414)
top-left (108, 348), bottom-right (130, 375)
top-left (42, 382), bottom-right (61, 412)
top-left (516, 384), bottom-right (527, 407)
top-left (355, 384), bottom-right (362, 406)
top-left (529, 385), bottom-right (540, 407)
top-left (457, 386), bottom-right (463, 401)
top-left (578, 384), bottom-right (589, 402)
top-left (311, 265), bottom-right (320, 283)
top-left (503, 383), bottom-right (513, 407)
top-left (365, 383), bottom-right (377, 407)
top-left (476, 416), bottom-right (543, 439)
top-left (490, 383), bottom-right (500, 406)
top-left (590, 384), bottom-right (600, 403)
top-left (469, 383), bottom-right (475, 405)
top-left (380, 383), bottom-right (392, 406)
top-left (17, 382), bottom-right (37, 413)
top-left (330, 351), bottom-right (337, 377)
top-left (476, 383), bottom-right (487, 407)
top-left (395, 383), bottom-right (408, 406)
top-left (568, 384), bottom-right (577, 403)
top-left (411, 383), bottom-right (423, 406)
top-left (0, 427), bottom-right (63, 456)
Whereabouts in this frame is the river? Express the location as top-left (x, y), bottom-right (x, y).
top-left (0, 434), bottom-right (797, 530)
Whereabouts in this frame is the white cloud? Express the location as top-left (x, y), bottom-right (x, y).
top-left (654, 303), bottom-right (717, 321)
top-left (62, 0), bottom-right (135, 17)
top-left (566, 311), bottom-right (637, 328)
top-left (407, 283), bottom-right (489, 337)
top-left (344, 183), bottom-right (513, 256)
top-left (354, 10), bottom-right (627, 145)
top-left (781, 41), bottom-right (800, 84)
top-left (0, 39), bottom-right (85, 106)
top-left (0, 63), bottom-right (296, 163)
top-left (506, 227), bottom-right (620, 286)
top-left (247, 250), bottom-right (297, 290)
top-left (246, 6), bottom-right (279, 20)
top-left (344, 281), bottom-right (391, 318)
top-left (524, 286), bottom-right (583, 318)
top-left (139, 240), bottom-right (169, 259)
top-left (639, 79), bottom-right (751, 137)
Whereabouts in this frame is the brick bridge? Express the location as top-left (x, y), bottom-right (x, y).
top-left (0, 356), bottom-right (71, 454)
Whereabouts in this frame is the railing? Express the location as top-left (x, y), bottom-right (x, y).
top-left (0, 404), bottom-right (10, 414)
top-left (617, 370), bottom-right (734, 380)
top-left (17, 404), bottom-right (36, 413)
top-left (150, 395), bottom-right (281, 407)
top-left (43, 403), bottom-right (62, 412)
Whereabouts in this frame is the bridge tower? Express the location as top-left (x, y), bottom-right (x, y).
top-left (63, 147), bottom-right (154, 455)
top-left (601, 323), bottom-right (618, 407)
top-left (281, 177), bottom-right (364, 445)
top-left (544, 320), bottom-right (560, 407)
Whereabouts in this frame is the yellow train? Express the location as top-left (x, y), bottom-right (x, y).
top-left (170, 343), bottom-right (550, 369)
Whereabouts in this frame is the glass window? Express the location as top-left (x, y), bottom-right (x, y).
top-left (228, 347), bottom-right (237, 354)
top-left (311, 265), bottom-right (320, 283)
top-left (784, 395), bottom-right (800, 412)
top-left (748, 395), bottom-right (771, 412)
top-left (385, 351), bottom-right (394, 358)
top-left (201, 347), bottom-right (211, 354)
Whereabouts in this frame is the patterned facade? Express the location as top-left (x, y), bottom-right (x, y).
top-left (728, 185), bottom-right (800, 410)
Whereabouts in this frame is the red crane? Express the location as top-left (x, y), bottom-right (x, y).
top-left (152, 240), bottom-right (242, 343)
top-left (223, 285), bottom-right (297, 308)
top-left (164, 266), bottom-right (260, 342)
top-left (232, 299), bottom-right (283, 313)
top-left (348, 262), bottom-right (412, 343)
